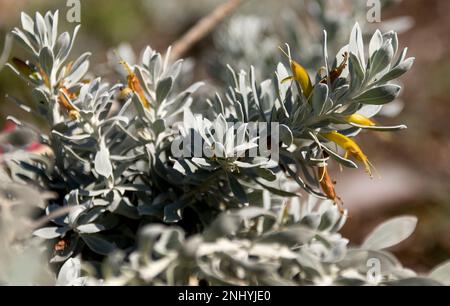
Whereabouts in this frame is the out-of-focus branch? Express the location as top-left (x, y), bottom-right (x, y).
top-left (170, 0), bottom-right (247, 61)
top-left (0, 34), bottom-right (13, 72)
top-left (28, 205), bottom-right (73, 232)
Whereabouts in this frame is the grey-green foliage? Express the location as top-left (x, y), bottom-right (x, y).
top-left (211, 0), bottom-right (411, 84)
top-left (0, 171), bottom-right (55, 285)
top-left (81, 204), bottom-right (445, 286)
top-left (2, 10), bottom-right (448, 286)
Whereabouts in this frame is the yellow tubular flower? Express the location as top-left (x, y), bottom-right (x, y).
top-left (119, 61), bottom-right (151, 109)
top-left (282, 60), bottom-right (313, 98)
top-left (345, 114), bottom-right (376, 126)
top-left (291, 60), bottom-right (313, 98)
top-left (322, 131), bottom-right (376, 178)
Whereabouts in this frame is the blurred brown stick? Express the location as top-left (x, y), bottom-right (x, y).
top-left (0, 34), bottom-right (13, 71)
top-left (170, 0), bottom-right (247, 61)
top-left (29, 205), bottom-right (73, 231)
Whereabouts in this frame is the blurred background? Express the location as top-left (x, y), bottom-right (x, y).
top-left (0, 0), bottom-right (449, 273)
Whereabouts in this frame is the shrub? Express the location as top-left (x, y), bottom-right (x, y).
top-left (0, 9), bottom-right (448, 286)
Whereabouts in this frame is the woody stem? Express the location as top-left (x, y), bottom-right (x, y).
top-left (170, 0), bottom-right (247, 61)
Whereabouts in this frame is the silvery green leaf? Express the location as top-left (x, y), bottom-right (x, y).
top-left (322, 30), bottom-right (330, 77)
top-left (376, 57), bottom-right (415, 84)
top-left (227, 174), bottom-right (248, 204)
top-left (48, 11), bottom-right (59, 48)
top-left (12, 28), bottom-right (38, 55)
top-left (205, 207), bottom-right (275, 240)
top-left (58, 25), bottom-right (80, 64)
top-left (255, 168), bottom-right (276, 182)
top-left (152, 53), bottom-right (162, 81)
top-left (76, 223), bottom-right (106, 234)
top-left (362, 216), bottom-right (417, 250)
top-left (332, 84), bottom-right (350, 104)
top-left (68, 205), bottom-right (87, 227)
top-left (33, 226), bottom-right (69, 239)
top-left (312, 83), bottom-right (329, 115)
top-left (349, 23), bottom-right (365, 68)
top-left (34, 12), bottom-right (47, 45)
top-left (350, 123), bottom-right (407, 131)
top-left (156, 77), bottom-right (173, 103)
top-left (340, 249), bottom-right (401, 273)
top-left (94, 141), bottom-right (113, 178)
top-left (299, 214), bottom-right (321, 229)
top-left (383, 31), bottom-right (399, 55)
top-left (352, 84), bottom-right (401, 105)
top-left (108, 197), bottom-right (139, 219)
top-left (81, 234), bottom-right (117, 255)
top-left (65, 60), bottom-right (89, 85)
top-left (163, 202), bottom-right (184, 223)
top-left (258, 226), bottom-right (316, 246)
top-left (348, 53), bottom-right (365, 93)
top-left (65, 52), bottom-right (90, 84)
top-left (383, 278), bottom-right (442, 286)
top-left (55, 32), bottom-right (70, 62)
top-left (56, 258), bottom-right (85, 286)
top-left (357, 104), bottom-right (382, 118)
top-left (152, 119), bottom-right (166, 136)
top-left (166, 59), bottom-right (183, 79)
top-left (369, 39), bottom-right (394, 80)
top-left (21, 12), bottom-right (34, 34)
top-left (393, 47), bottom-right (409, 68)
top-left (369, 29), bottom-right (383, 58)
top-left (279, 124), bottom-right (293, 147)
top-left (320, 144), bottom-right (358, 168)
top-left (275, 62), bottom-right (290, 100)
top-left (142, 46), bottom-right (154, 67)
top-left (318, 208), bottom-right (340, 232)
top-left (39, 46), bottom-right (54, 77)
top-left (429, 261), bottom-right (450, 285)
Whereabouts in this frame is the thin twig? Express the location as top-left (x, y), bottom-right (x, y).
top-left (170, 0), bottom-right (247, 61)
